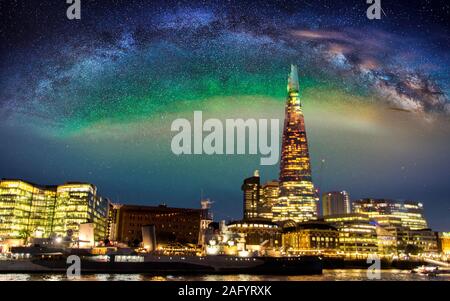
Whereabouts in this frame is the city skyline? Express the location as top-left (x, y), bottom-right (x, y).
top-left (1, 0), bottom-right (449, 231)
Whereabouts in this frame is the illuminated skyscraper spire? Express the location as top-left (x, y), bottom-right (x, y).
top-left (272, 65), bottom-right (318, 223)
top-left (287, 64), bottom-right (300, 93)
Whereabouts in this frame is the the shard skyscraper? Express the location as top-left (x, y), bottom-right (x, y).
top-left (272, 65), bottom-right (318, 223)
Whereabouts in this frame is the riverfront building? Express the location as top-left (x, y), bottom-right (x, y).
top-left (323, 213), bottom-right (439, 256)
top-left (386, 227), bottom-right (439, 255)
top-left (352, 199), bottom-right (428, 230)
top-left (282, 221), bottom-right (339, 255)
top-left (227, 220), bottom-right (281, 255)
top-left (0, 179), bottom-right (109, 242)
top-left (323, 214), bottom-right (378, 256)
top-left (108, 204), bottom-right (207, 246)
top-left (439, 232), bottom-right (450, 255)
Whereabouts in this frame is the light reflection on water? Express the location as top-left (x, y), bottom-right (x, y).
top-left (0, 270), bottom-right (448, 281)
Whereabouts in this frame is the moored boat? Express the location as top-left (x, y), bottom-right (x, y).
top-left (30, 253), bottom-right (323, 275)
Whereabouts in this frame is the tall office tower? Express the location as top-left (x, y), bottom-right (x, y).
top-left (241, 170), bottom-right (260, 220)
top-left (258, 180), bottom-right (279, 220)
top-left (322, 191), bottom-right (351, 216)
top-left (273, 65), bottom-right (318, 223)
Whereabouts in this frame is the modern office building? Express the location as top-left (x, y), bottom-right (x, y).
top-left (439, 232), bottom-right (450, 255)
top-left (241, 170), bottom-right (260, 221)
top-left (352, 199), bottom-right (428, 230)
top-left (108, 204), bottom-right (207, 246)
top-left (375, 226), bottom-right (439, 256)
top-left (375, 226), bottom-right (399, 256)
top-left (282, 221), bottom-right (339, 255)
top-left (322, 191), bottom-right (351, 216)
top-left (391, 227), bottom-right (439, 255)
top-left (52, 183), bottom-right (109, 241)
top-left (324, 213), bottom-right (439, 256)
top-left (0, 179), bottom-right (109, 242)
top-left (323, 213), bottom-right (378, 256)
top-left (273, 65), bottom-right (318, 223)
top-left (0, 180), bottom-right (55, 239)
top-left (259, 180), bottom-right (279, 220)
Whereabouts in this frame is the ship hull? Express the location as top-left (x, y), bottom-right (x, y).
top-left (29, 255), bottom-right (323, 275)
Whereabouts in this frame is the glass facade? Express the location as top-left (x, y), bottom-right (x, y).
top-left (324, 214), bottom-right (378, 255)
top-left (322, 191), bottom-right (351, 216)
top-left (0, 180), bottom-right (55, 239)
top-left (0, 179), bottom-right (109, 242)
top-left (241, 171), bottom-right (260, 221)
top-left (273, 64), bottom-right (318, 223)
top-left (352, 199), bottom-right (428, 230)
top-left (384, 227), bottom-right (439, 255)
top-left (258, 180), bottom-right (279, 220)
top-left (324, 213), bottom-right (437, 256)
top-left (440, 232), bottom-right (450, 255)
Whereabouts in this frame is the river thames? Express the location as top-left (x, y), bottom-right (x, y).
top-left (0, 269), bottom-right (449, 281)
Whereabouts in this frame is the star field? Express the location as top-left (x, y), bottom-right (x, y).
top-left (0, 0), bottom-right (449, 229)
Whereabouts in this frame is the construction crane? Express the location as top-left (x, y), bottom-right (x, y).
top-left (314, 159), bottom-right (326, 216)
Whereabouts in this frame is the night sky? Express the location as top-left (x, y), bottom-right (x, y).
top-left (0, 0), bottom-right (449, 230)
